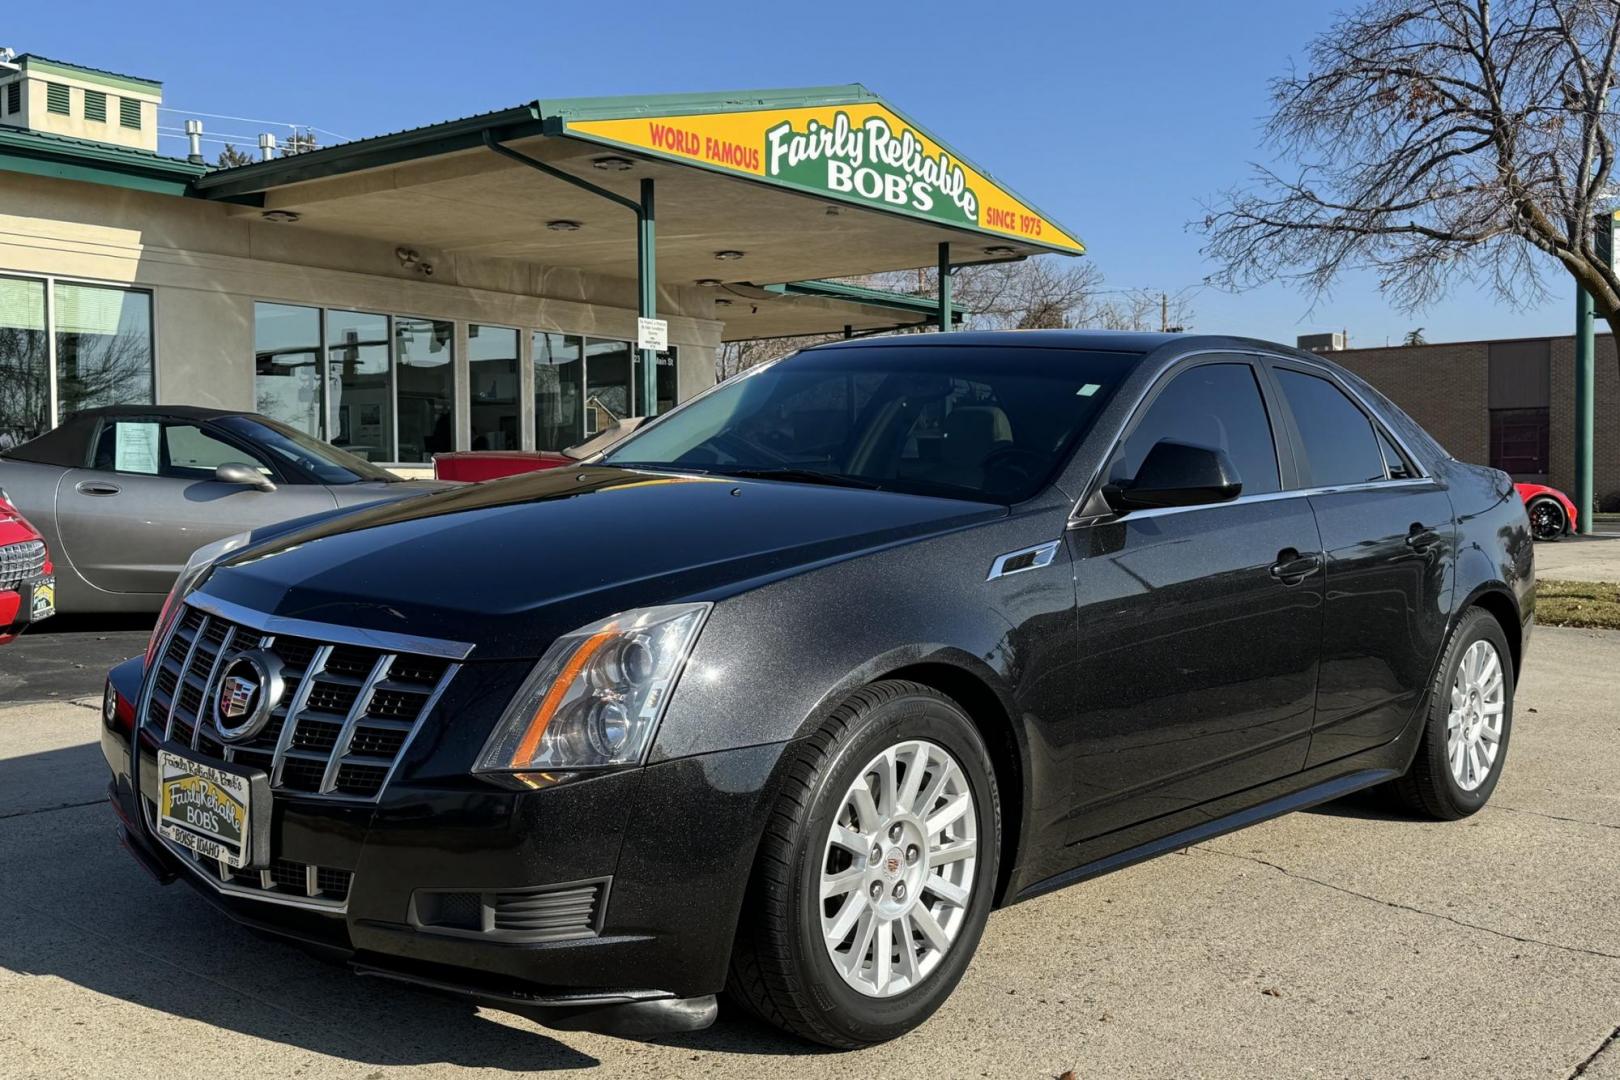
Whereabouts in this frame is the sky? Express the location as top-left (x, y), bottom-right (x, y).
top-left (6, 0), bottom-right (1580, 348)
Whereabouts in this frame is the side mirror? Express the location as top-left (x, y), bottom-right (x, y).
top-left (1103, 439), bottom-right (1241, 512)
top-left (215, 462), bottom-right (276, 492)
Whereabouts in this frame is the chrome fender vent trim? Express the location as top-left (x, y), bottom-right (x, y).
top-left (986, 540), bottom-right (1061, 581)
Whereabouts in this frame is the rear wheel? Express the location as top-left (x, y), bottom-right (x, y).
top-left (1392, 607), bottom-right (1513, 819)
top-left (727, 680), bottom-right (1000, 1048)
top-left (1528, 496), bottom-right (1566, 541)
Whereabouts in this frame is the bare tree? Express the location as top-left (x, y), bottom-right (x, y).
top-left (716, 257), bottom-right (1196, 380)
top-left (1201, 0), bottom-right (1620, 356)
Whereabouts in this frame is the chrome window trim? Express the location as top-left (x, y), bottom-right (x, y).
top-left (186, 592), bottom-right (474, 661)
top-left (1069, 477), bottom-right (1439, 527)
top-left (986, 540), bottom-right (1061, 581)
top-left (1066, 346), bottom-right (1437, 526)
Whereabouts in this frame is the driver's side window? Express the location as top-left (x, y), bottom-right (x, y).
top-left (92, 420), bottom-right (273, 481)
top-left (1111, 363), bottom-right (1281, 496)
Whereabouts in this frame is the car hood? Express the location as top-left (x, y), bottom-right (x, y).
top-left (197, 466), bottom-right (1004, 659)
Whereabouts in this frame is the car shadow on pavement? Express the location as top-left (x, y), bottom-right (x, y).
top-left (0, 742), bottom-right (820, 1069)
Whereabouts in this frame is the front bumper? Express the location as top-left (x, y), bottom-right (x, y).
top-left (101, 657), bottom-right (785, 1028)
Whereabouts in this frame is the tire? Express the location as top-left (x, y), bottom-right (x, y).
top-left (727, 680), bottom-right (1001, 1048)
top-left (1528, 496), bottom-right (1566, 541)
top-left (1391, 607), bottom-right (1514, 820)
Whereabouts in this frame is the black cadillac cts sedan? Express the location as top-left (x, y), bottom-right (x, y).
top-left (100, 331), bottom-right (1534, 1048)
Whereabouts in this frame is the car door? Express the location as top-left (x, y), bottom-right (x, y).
top-left (1261, 359), bottom-right (1456, 766)
top-left (54, 416), bottom-right (338, 596)
top-left (1062, 357), bottom-right (1324, 842)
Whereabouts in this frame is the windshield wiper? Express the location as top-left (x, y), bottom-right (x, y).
top-left (716, 467), bottom-right (884, 490)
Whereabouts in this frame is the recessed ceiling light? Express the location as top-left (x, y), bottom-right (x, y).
top-left (546, 219), bottom-right (582, 231)
top-left (983, 245), bottom-right (1017, 256)
top-left (262, 210), bottom-right (300, 223)
top-left (825, 205), bottom-right (841, 216)
top-left (695, 278), bottom-right (723, 287)
top-left (713, 250), bottom-right (746, 261)
top-left (713, 298), bottom-right (733, 307)
top-left (591, 156), bottom-right (635, 171)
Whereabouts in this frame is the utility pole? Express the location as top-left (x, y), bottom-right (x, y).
top-left (1579, 213), bottom-right (1606, 536)
top-left (1160, 292), bottom-right (1168, 333)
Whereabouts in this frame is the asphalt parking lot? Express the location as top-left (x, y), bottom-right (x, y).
top-left (0, 620), bottom-right (1614, 1078)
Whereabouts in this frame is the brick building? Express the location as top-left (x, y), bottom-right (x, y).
top-left (1322, 334), bottom-right (1620, 511)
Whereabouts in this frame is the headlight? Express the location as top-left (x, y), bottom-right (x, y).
top-left (145, 531), bottom-right (252, 667)
top-left (475, 603), bottom-right (711, 775)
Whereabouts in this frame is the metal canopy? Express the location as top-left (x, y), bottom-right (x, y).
top-left (189, 87), bottom-right (1081, 292)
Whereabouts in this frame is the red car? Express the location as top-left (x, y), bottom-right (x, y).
top-left (1515, 482), bottom-right (1579, 541)
top-left (431, 421), bottom-right (645, 482)
top-left (0, 489), bottom-right (54, 644)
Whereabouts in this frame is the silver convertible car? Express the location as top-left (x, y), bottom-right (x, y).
top-left (0, 406), bottom-right (445, 613)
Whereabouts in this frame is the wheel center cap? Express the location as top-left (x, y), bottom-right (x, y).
top-left (883, 846), bottom-right (904, 878)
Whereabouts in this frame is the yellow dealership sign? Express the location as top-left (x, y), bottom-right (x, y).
top-left (563, 100), bottom-right (1083, 255)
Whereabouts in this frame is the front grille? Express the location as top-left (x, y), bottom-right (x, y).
top-left (141, 601), bottom-right (459, 802)
top-left (0, 539), bottom-right (46, 590)
top-left (141, 798), bottom-right (353, 906)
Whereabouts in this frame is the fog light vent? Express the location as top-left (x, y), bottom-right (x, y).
top-left (415, 890), bottom-right (483, 932)
top-left (410, 878), bottom-right (609, 942)
top-left (493, 882), bottom-right (604, 938)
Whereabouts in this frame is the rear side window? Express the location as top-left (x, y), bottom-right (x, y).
top-left (1112, 362), bottom-right (1280, 495)
top-left (1376, 427), bottom-right (1415, 480)
top-left (1274, 369), bottom-right (1387, 487)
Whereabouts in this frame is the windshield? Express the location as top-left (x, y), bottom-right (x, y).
top-left (216, 415), bottom-right (400, 485)
top-left (602, 344), bottom-right (1140, 504)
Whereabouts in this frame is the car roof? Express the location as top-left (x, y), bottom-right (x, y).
top-left (0, 405), bottom-right (253, 468)
top-left (803, 329), bottom-right (1333, 360)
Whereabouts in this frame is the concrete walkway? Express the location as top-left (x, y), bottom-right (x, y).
top-left (1, 628), bottom-right (1617, 1078)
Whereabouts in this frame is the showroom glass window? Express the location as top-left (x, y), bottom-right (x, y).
top-left (395, 316), bottom-right (454, 463)
top-left (585, 338), bottom-right (634, 436)
top-left (633, 346), bottom-right (680, 417)
top-left (254, 302), bottom-right (323, 438)
top-left (326, 310), bottom-right (392, 462)
top-left (0, 276), bottom-right (49, 447)
top-left (535, 332), bottom-right (583, 450)
top-left (1273, 368), bottom-right (1388, 487)
top-left (1111, 362), bottom-right (1280, 494)
top-left (54, 282), bottom-right (154, 418)
top-left (469, 325), bottom-right (520, 451)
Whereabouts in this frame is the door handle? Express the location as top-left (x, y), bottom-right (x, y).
top-left (75, 480), bottom-right (121, 497)
top-left (1269, 549), bottom-right (1323, 585)
top-left (1405, 526), bottom-right (1441, 553)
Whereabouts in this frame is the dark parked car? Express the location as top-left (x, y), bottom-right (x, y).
top-left (0, 406), bottom-right (448, 613)
top-left (100, 332), bottom-right (1533, 1048)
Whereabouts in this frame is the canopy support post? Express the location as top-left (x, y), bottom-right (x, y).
top-left (638, 178), bottom-right (658, 418)
top-left (938, 242), bottom-right (952, 332)
top-left (481, 131), bottom-right (661, 420)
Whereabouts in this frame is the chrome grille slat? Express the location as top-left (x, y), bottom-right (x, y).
top-left (0, 539), bottom-right (46, 590)
top-left (163, 614), bottom-right (210, 742)
top-left (320, 653), bottom-right (395, 794)
top-left (190, 624), bottom-right (239, 750)
top-left (138, 601), bottom-right (461, 804)
top-left (271, 644), bottom-right (333, 788)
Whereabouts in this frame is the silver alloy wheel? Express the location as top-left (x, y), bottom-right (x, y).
top-left (1447, 639), bottom-right (1506, 791)
top-left (818, 739), bottom-right (978, 998)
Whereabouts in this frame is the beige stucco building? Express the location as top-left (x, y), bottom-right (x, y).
top-left (0, 54), bottom-right (1083, 473)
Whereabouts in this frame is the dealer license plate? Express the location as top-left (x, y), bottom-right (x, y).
top-left (157, 750), bottom-right (255, 868)
top-left (23, 574), bottom-right (53, 622)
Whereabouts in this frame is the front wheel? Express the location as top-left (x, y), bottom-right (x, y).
top-left (727, 681), bottom-right (1000, 1048)
top-left (1391, 607), bottom-right (1514, 819)
top-left (1528, 496), bottom-right (1566, 541)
